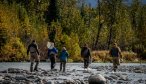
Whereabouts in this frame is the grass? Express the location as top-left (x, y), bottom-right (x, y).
top-left (91, 50), bottom-right (145, 63)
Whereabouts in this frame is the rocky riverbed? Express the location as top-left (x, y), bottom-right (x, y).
top-left (0, 63), bottom-right (146, 84)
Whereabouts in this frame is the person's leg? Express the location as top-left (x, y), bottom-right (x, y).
top-left (63, 61), bottom-right (66, 72)
top-left (30, 56), bottom-right (35, 72)
top-left (84, 59), bottom-right (86, 68)
top-left (50, 57), bottom-right (53, 69)
top-left (51, 55), bottom-right (56, 69)
top-left (60, 61), bottom-right (63, 71)
top-left (117, 57), bottom-right (120, 66)
top-left (84, 59), bottom-right (88, 68)
top-left (34, 55), bottom-right (40, 71)
top-left (52, 56), bottom-right (56, 69)
top-left (113, 57), bottom-right (117, 72)
top-left (86, 58), bottom-right (90, 68)
top-left (115, 57), bottom-right (120, 71)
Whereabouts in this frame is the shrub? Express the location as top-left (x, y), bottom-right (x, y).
top-left (92, 51), bottom-right (112, 62)
top-left (1, 37), bottom-right (28, 61)
top-left (122, 51), bottom-right (137, 62)
top-left (91, 51), bottom-right (138, 62)
top-left (61, 33), bottom-right (81, 62)
top-left (68, 58), bottom-right (73, 63)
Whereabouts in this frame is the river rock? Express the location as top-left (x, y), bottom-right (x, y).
top-left (104, 76), bottom-right (113, 80)
top-left (26, 75), bottom-right (36, 79)
top-left (0, 70), bottom-right (7, 73)
top-left (15, 76), bottom-right (28, 81)
top-left (2, 80), bottom-right (11, 84)
top-left (88, 74), bottom-right (106, 84)
top-left (75, 79), bottom-right (85, 84)
top-left (0, 76), bottom-right (4, 81)
top-left (134, 68), bottom-right (143, 73)
top-left (8, 68), bottom-right (22, 73)
top-left (45, 81), bottom-right (54, 84)
top-left (117, 81), bottom-right (123, 84)
top-left (109, 75), bottom-right (118, 80)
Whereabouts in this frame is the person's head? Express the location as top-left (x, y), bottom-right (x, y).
top-left (113, 43), bottom-right (117, 47)
top-left (84, 43), bottom-right (88, 47)
top-left (62, 47), bottom-right (66, 51)
top-left (32, 40), bottom-right (36, 43)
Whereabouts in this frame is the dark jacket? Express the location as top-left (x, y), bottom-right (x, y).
top-left (110, 47), bottom-right (121, 57)
top-left (27, 43), bottom-right (39, 55)
top-left (81, 47), bottom-right (91, 58)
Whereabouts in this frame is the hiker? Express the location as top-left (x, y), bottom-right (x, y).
top-left (27, 40), bottom-right (40, 72)
top-left (59, 47), bottom-right (69, 72)
top-left (109, 43), bottom-right (122, 72)
top-left (48, 42), bottom-right (58, 70)
top-left (81, 44), bottom-right (91, 69)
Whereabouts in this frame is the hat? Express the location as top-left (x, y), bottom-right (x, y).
top-left (62, 47), bottom-right (66, 50)
top-left (47, 42), bottom-right (54, 49)
top-left (32, 40), bottom-right (35, 43)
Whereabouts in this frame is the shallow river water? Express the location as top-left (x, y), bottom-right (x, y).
top-left (0, 62), bottom-right (146, 84)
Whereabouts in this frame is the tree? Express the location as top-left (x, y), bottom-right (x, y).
top-left (94, 0), bottom-right (102, 50)
top-left (45, 0), bottom-right (59, 42)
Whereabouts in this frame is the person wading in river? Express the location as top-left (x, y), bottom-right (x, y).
top-left (48, 42), bottom-right (58, 70)
top-left (59, 47), bottom-right (69, 72)
top-left (27, 40), bottom-right (40, 72)
top-left (81, 44), bottom-right (91, 69)
top-left (109, 43), bottom-right (122, 72)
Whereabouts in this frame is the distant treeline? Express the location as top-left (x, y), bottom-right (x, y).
top-left (0, 0), bottom-right (146, 62)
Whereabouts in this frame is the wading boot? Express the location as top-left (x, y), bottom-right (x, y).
top-left (34, 61), bottom-right (39, 71)
top-left (30, 62), bottom-right (34, 72)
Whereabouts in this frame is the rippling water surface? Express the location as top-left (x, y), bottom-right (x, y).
top-left (0, 62), bottom-right (145, 71)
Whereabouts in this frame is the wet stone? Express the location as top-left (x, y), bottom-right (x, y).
top-left (0, 70), bottom-right (7, 73)
top-left (104, 76), bottom-right (113, 80)
top-left (117, 81), bottom-right (124, 84)
top-left (75, 79), bottom-right (85, 84)
top-left (15, 76), bottom-right (28, 81)
top-left (0, 76), bottom-right (4, 81)
top-left (109, 75), bottom-right (118, 80)
top-left (2, 80), bottom-right (12, 84)
top-left (8, 68), bottom-right (22, 73)
top-left (45, 81), bottom-right (54, 84)
top-left (138, 79), bottom-right (145, 83)
top-left (26, 75), bottom-right (36, 79)
top-left (88, 74), bottom-right (106, 84)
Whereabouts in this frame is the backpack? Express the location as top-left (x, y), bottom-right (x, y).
top-left (30, 46), bottom-right (36, 53)
top-left (49, 51), bottom-right (55, 55)
top-left (83, 48), bottom-right (89, 57)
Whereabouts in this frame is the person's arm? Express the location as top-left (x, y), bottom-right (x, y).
top-left (66, 51), bottom-right (69, 58)
top-left (81, 48), bottom-right (84, 57)
top-left (55, 48), bottom-right (58, 54)
top-left (27, 45), bottom-right (30, 55)
top-left (47, 49), bottom-right (51, 58)
top-left (88, 48), bottom-right (91, 58)
top-left (118, 47), bottom-right (122, 58)
top-left (35, 44), bottom-right (40, 55)
top-left (109, 48), bottom-right (112, 56)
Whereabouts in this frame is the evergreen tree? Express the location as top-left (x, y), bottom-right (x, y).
top-left (45, 0), bottom-right (59, 42)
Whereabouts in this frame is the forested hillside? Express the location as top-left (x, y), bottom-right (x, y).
top-left (0, 0), bottom-right (146, 62)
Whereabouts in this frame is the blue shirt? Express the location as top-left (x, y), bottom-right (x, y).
top-left (48, 47), bottom-right (58, 58)
top-left (60, 50), bottom-right (69, 61)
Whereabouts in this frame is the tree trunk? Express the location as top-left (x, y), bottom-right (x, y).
top-left (94, 0), bottom-right (102, 50)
